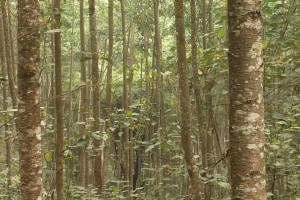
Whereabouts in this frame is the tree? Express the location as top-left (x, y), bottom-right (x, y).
top-left (17, 0), bottom-right (42, 198)
top-left (88, 0), bottom-right (103, 196)
top-left (174, 0), bottom-right (202, 199)
top-left (0, 11), bottom-right (11, 199)
top-left (52, 0), bottom-right (65, 199)
top-left (79, 0), bottom-right (89, 187)
top-left (190, 0), bottom-right (206, 198)
top-left (228, 0), bottom-right (267, 198)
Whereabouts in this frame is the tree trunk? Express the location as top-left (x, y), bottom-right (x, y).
top-left (1, 0), bottom-right (17, 108)
top-left (0, 13), bottom-right (11, 199)
top-left (120, 0), bottom-right (131, 197)
top-left (17, 0), bottom-right (42, 198)
top-left (190, 0), bottom-right (205, 198)
top-left (201, 0), bottom-right (207, 49)
top-left (52, 0), bottom-right (65, 199)
top-left (79, 0), bottom-right (89, 187)
top-left (174, 1), bottom-right (202, 199)
top-left (228, 0), bottom-right (267, 198)
top-left (88, 0), bottom-right (103, 196)
top-left (153, 2), bottom-right (163, 198)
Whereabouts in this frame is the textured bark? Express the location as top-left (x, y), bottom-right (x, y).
top-left (105, 0), bottom-right (114, 121)
top-left (17, 0), bottom-right (42, 199)
top-left (174, 1), bottom-right (202, 199)
top-left (52, 0), bottom-right (65, 199)
top-left (120, 0), bottom-right (131, 196)
top-left (7, 0), bottom-right (16, 83)
top-left (208, 0), bottom-right (214, 45)
top-left (103, 0), bottom-right (114, 194)
top-left (228, 0), bottom-right (267, 198)
top-left (88, 0), bottom-right (103, 196)
top-left (154, 0), bottom-right (163, 198)
top-left (201, 0), bottom-right (207, 49)
top-left (0, 13), bottom-right (11, 199)
top-left (79, 0), bottom-right (88, 187)
top-left (1, 0), bottom-right (17, 108)
top-left (190, 0), bottom-right (205, 198)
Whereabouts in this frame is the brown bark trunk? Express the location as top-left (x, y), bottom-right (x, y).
top-left (174, 1), bottom-right (202, 199)
top-left (228, 0), bottom-right (267, 198)
top-left (1, 0), bottom-right (17, 108)
top-left (52, 0), bottom-right (65, 199)
top-left (88, 0), bottom-right (103, 196)
top-left (17, 0), bottom-right (42, 198)
top-left (120, 0), bottom-right (131, 197)
top-left (190, 0), bottom-right (205, 198)
top-left (79, 0), bottom-right (89, 187)
top-left (0, 13), bottom-right (11, 199)
top-left (201, 0), bottom-right (207, 49)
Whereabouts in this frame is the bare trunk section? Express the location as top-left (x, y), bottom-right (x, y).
top-left (103, 0), bottom-right (114, 195)
top-left (79, 0), bottom-right (89, 187)
top-left (52, 0), bottom-right (65, 199)
top-left (153, 0), bottom-right (163, 198)
top-left (88, 0), bottom-right (103, 196)
top-left (120, 0), bottom-right (131, 197)
top-left (1, 0), bottom-right (17, 108)
top-left (201, 0), bottom-right (207, 49)
top-left (174, 1), bottom-right (202, 199)
top-left (17, 0), bottom-right (42, 198)
top-left (0, 13), bottom-right (11, 199)
top-left (228, 0), bottom-right (267, 198)
top-left (190, 0), bottom-right (205, 199)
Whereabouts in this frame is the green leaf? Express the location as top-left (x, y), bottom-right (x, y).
top-left (145, 144), bottom-right (155, 153)
top-left (44, 151), bottom-right (52, 162)
top-left (76, 138), bottom-right (87, 147)
top-left (217, 181), bottom-right (230, 189)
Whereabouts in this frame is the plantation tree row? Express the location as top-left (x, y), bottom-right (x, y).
top-left (0, 0), bottom-right (299, 199)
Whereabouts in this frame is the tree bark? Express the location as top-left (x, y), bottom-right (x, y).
top-left (1, 0), bottom-right (17, 108)
top-left (228, 0), bottom-right (267, 198)
top-left (79, 0), bottom-right (89, 187)
top-left (17, 0), bottom-right (42, 198)
top-left (174, 1), bottom-right (202, 199)
top-left (52, 0), bottom-right (65, 199)
top-left (0, 12), bottom-right (12, 200)
top-left (190, 0), bottom-right (205, 198)
top-left (120, 0), bottom-right (131, 196)
top-left (88, 0), bottom-right (103, 196)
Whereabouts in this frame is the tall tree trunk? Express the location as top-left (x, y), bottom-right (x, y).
top-left (201, 0), bottom-right (207, 49)
top-left (88, 0), bottom-right (103, 196)
top-left (190, 0), bottom-right (205, 198)
top-left (7, 0), bottom-right (16, 82)
top-left (0, 13), bottom-right (11, 199)
top-left (174, 1), bottom-right (202, 199)
top-left (103, 0), bottom-right (114, 194)
top-left (1, 0), bottom-right (17, 108)
top-left (228, 0), bottom-right (267, 198)
top-left (79, 0), bottom-right (89, 187)
top-left (17, 0), bottom-right (42, 198)
top-left (120, 0), bottom-right (131, 196)
top-left (153, 0), bottom-right (164, 198)
top-left (52, 0), bottom-right (65, 199)
top-left (208, 0), bottom-right (214, 46)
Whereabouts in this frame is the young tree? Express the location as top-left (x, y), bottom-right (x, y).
top-left (0, 12), bottom-right (12, 199)
top-left (88, 0), bottom-right (103, 195)
top-left (174, 0), bottom-right (202, 199)
top-left (1, 0), bottom-right (17, 108)
top-left (228, 0), bottom-right (267, 199)
top-left (190, 0), bottom-right (206, 198)
top-left (17, 0), bottom-right (42, 198)
top-left (52, 0), bottom-right (65, 199)
top-left (79, 0), bottom-right (89, 187)
top-left (103, 0), bottom-right (114, 191)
